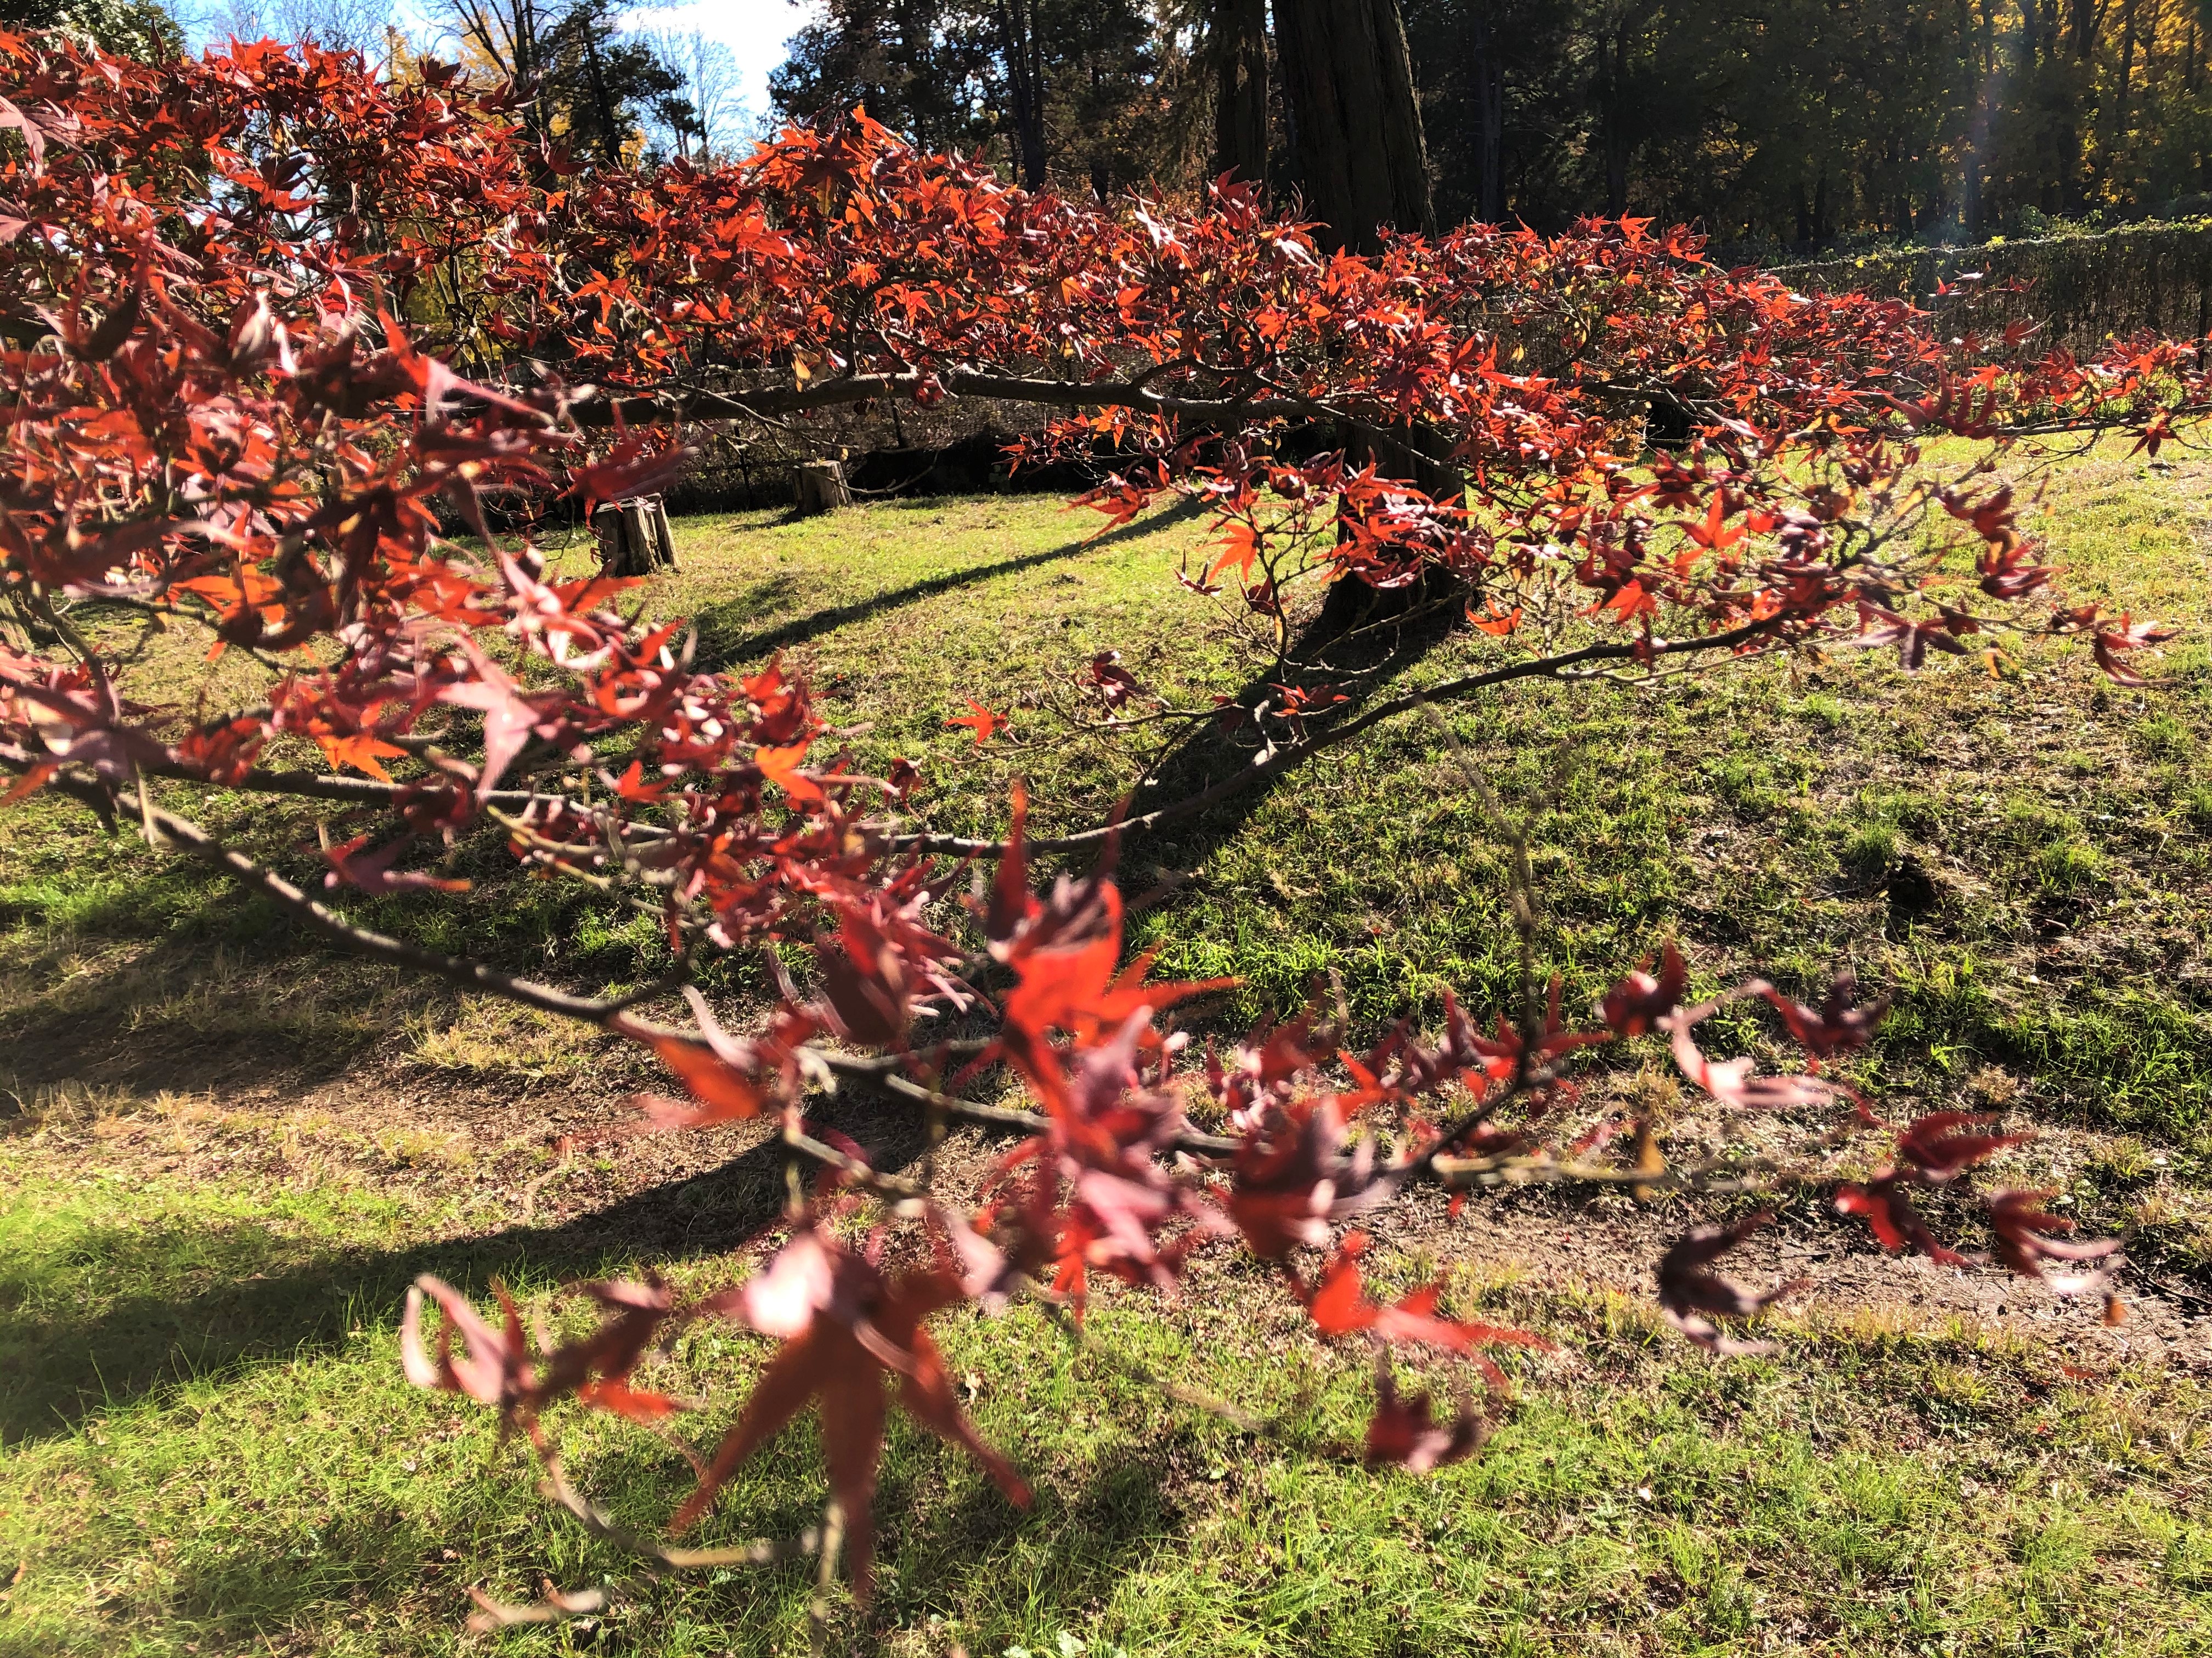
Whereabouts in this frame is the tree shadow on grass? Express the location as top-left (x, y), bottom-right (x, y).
top-left (1085, 578), bottom-right (1468, 890)
top-left (2, 1087), bottom-right (930, 1445)
top-left (689, 495), bottom-right (1207, 672)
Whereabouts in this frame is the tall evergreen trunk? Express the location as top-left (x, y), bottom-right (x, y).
top-left (581, 21), bottom-right (621, 164)
top-left (2192, 20), bottom-right (2209, 190)
top-left (1469, 12), bottom-right (1505, 223)
top-left (1961, 0), bottom-right (1989, 236)
top-left (1211, 0), bottom-right (1269, 190)
top-left (1273, 0), bottom-right (1435, 253)
top-left (996, 0), bottom-right (1048, 190)
top-left (1596, 25), bottom-right (1632, 217)
top-left (2111, 0), bottom-right (2137, 195)
top-left (2057, 0), bottom-right (2097, 212)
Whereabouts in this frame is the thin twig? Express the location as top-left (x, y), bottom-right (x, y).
top-left (537, 1451), bottom-right (826, 1571)
top-left (138, 797), bottom-right (684, 1024)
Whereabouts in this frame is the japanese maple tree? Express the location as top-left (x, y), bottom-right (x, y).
top-left (0, 30), bottom-right (2181, 1628)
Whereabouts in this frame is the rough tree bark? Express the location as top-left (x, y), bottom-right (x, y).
top-left (995, 0), bottom-right (1049, 190)
top-left (1595, 22), bottom-right (1632, 218)
top-left (1212, 0), bottom-right (1270, 191)
top-left (580, 21), bottom-right (622, 166)
top-left (1468, 10), bottom-right (1505, 224)
top-left (1272, 0), bottom-right (1435, 253)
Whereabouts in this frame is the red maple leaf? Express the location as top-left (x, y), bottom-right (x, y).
top-left (1364, 1361), bottom-right (1488, 1472)
top-left (2091, 615), bottom-right (2176, 686)
top-left (1849, 602), bottom-right (1970, 670)
top-left (1894, 1111), bottom-right (2032, 1182)
top-left (975, 789), bottom-right (1230, 1119)
top-left (1664, 1006), bottom-right (1832, 1111)
top-left (983, 1009), bottom-right (1230, 1312)
top-left (947, 697), bottom-right (1009, 745)
top-left (1226, 1093), bottom-right (1389, 1259)
top-left (1466, 599), bottom-right (1522, 636)
top-left (1834, 1175), bottom-right (1965, 1265)
top-left (1683, 490), bottom-right (1746, 551)
top-left (1599, 942), bottom-right (1688, 1037)
top-left (1986, 1190), bottom-right (2121, 1293)
top-left (1656, 1213), bottom-right (1805, 1355)
top-left (1301, 1232), bottom-right (1550, 1388)
top-left (1755, 969), bottom-right (1890, 1065)
top-left (676, 1230), bottom-right (1031, 1600)
top-left (400, 1273), bottom-right (684, 1429)
top-left (1085, 649), bottom-right (1148, 710)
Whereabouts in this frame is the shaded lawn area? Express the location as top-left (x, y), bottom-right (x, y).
top-left (2, 437), bottom-right (2211, 1654)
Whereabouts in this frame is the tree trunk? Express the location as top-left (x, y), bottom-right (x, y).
top-left (1596, 26), bottom-right (1631, 218)
top-left (1211, 0), bottom-right (1270, 191)
top-left (1962, 0), bottom-right (1989, 236)
top-left (580, 19), bottom-right (622, 165)
top-left (2112, 0), bottom-right (2137, 189)
top-left (996, 0), bottom-right (1048, 190)
top-left (1272, 0), bottom-right (1434, 253)
top-left (593, 495), bottom-right (676, 576)
top-left (795, 461), bottom-right (852, 516)
top-left (2058, 0), bottom-right (2097, 213)
top-left (1470, 10), bottom-right (1505, 223)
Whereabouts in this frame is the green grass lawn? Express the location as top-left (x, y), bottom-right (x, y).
top-left (3, 437), bottom-right (2211, 1654)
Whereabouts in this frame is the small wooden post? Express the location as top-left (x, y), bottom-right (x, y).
top-left (591, 495), bottom-right (678, 575)
top-left (591, 501), bottom-right (627, 570)
top-left (620, 498), bottom-right (652, 567)
top-left (794, 459), bottom-right (851, 514)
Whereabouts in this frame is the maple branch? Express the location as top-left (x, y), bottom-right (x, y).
top-left (1430, 1150), bottom-right (1778, 1196)
top-left (564, 368), bottom-right (1319, 429)
top-left (139, 760), bottom-right (559, 812)
top-left (29, 777), bottom-right (1839, 1214)
top-left (819, 1052), bottom-right (1242, 1158)
top-left (537, 1450), bottom-right (825, 1570)
top-left (466, 1585), bottom-right (608, 1634)
top-left (783, 1119), bottom-right (927, 1200)
top-left (115, 791), bottom-right (682, 1025)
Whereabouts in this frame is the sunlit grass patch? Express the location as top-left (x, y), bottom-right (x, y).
top-left (2, 437), bottom-right (2211, 1652)
top-left (1, 1165), bottom-right (2205, 1655)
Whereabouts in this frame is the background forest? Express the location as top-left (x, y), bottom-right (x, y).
top-left (778, 0), bottom-right (2212, 253)
top-left (22, 0), bottom-right (2212, 253)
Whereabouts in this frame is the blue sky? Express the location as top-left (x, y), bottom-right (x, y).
top-left (288, 0), bottom-right (822, 121)
top-left (596, 0), bottom-right (817, 118)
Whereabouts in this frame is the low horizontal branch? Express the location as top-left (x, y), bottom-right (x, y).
top-left (820, 1050), bottom-right (1243, 1159)
top-left (37, 777), bottom-right (1775, 1210)
top-left (142, 760), bottom-right (552, 811)
top-left (561, 365), bottom-right (2183, 450)
top-left (565, 369), bottom-right (1321, 429)
top-left (143, 799), bottom-right (676, 1024)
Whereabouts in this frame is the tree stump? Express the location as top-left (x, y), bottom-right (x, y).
top-left (592, 494), bottom-right (676, 576)
top-left (794, 459), bottom-right (852, 514)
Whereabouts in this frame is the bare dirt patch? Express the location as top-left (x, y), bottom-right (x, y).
top-left (19, 1026), bottom-right (2205, 1376)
